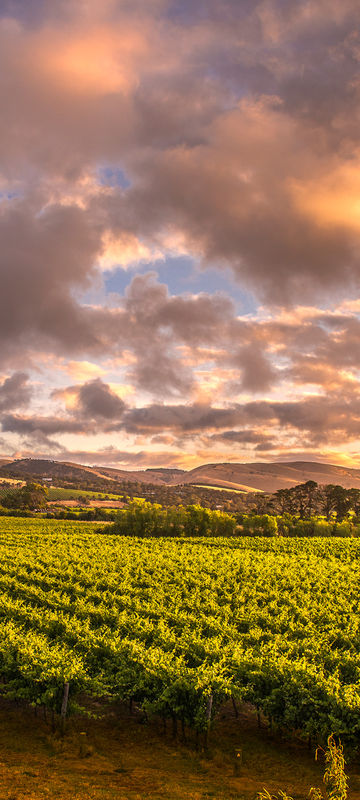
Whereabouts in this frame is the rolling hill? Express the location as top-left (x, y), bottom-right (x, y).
top-left (1, 458), bottom-right (360, 493)
top-left (176, 460), bottom-right (360, 492)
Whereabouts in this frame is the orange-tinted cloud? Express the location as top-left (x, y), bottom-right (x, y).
top-left (1, 1), bottom-right (360, 465)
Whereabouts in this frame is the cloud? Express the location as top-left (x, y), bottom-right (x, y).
top-left (1, 1), bottom-right (360, 309)
top-left (121, 402), bottom-right (245, 434)
top-left (228, 344), bottom-right (277, 393)
top-left (1, 414), bottom-right (87, 436)
top-left (64, 378), bottom-right (127, 420)
top-left (1, 1), bottom-right (360, 466)
top-left (51, 378), bottom-right (127, 426)
top-left (210, 429), bottom-right (273, 446)
top-left (0, 200), bottom-right (103, 360)
top-left (65, 361), bottom-right (106, 381)
top-left (119, 273), bottom-right (235, 396)
top-left (3, 442), bottom-right (187, 470)
top-left (115, 97), bottom-right (359, 305)
top-left (4, 383), bottom-right (360, 465)
top-left (120, 390), bottom-right (360, 451)
top-left (2, 378), bottom-right (126, 438)
top-left (0, 372), bottom-right (32, 411)
top-left (4, 300), bottom-right (360, 453)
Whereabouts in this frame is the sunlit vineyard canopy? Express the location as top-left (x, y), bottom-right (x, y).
top-left (0, 518), bottom-right (359, 745)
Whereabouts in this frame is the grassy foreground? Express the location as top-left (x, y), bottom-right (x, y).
top-left (2, 699), bottom-right (360, 800)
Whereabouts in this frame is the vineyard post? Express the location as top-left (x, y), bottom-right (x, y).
top-left (60, 681), bottom-right (70, 734)
top-left (79, 731), bottom-right (87, 757)
top-left (233, 747), bottom-right (242, 777)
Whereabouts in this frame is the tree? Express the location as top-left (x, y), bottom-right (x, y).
top-left (2, 482), bottom-right (48, 511)
top-left (319, 485), bottom-right (352, 520)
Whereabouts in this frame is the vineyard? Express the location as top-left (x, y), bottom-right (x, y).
top-left (0, 516), bottom-right (359, 752)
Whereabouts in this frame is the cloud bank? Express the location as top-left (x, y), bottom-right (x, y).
top-left (1, 0), bottom-right (360, 467)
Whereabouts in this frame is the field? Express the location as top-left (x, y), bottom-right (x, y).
top-left (192, 485), bottom-right (246, 494)
top-left (47, 487), bottom-right (123, 501)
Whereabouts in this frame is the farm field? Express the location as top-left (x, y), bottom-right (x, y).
top-left (47, 487), bottom-right (123, 501)
top-left (192, 484), bottom-right (246, 494)
top-left (49, 499), bottom-right (125, 510)
top-left (0, 516), bottom-right (360, 753)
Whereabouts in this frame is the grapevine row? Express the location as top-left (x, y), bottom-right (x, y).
top-left (0, 517), bottom-right (358, 745)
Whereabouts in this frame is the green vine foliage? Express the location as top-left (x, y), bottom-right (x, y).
top-left (0, 518), bottom-right (359, 745)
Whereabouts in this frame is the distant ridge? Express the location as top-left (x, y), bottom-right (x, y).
top-left (1, 457), bottom-right (360, 492)
top-left (145, 468), bottom-right (186, 473)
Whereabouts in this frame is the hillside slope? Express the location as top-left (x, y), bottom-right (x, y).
top-left (0, 459), bottom-right (170, 486)
top-left (2, 457), bottom-right (360, 492)
top-left (177, 461), bottom-right (360, 492)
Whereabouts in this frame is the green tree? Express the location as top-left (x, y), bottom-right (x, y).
top-left (2, 482), bottom-right (48, 511)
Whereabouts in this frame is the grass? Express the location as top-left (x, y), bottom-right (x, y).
top-left (48, 487), bottom-right (123, 501)
top-left (192, 485), bottom-right (247, 494)
top-left (0, 700), bottom-right (360, 800)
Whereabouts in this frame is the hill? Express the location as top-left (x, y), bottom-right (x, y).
top-left (0, 459), bottom-right (172, 487)
top-left (178, 460), bottom-right (360, 492)
top-left (1, 457), bottom-right (360, 492)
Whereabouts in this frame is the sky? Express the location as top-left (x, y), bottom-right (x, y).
top-left (1, 0), bottom-right (360, 470)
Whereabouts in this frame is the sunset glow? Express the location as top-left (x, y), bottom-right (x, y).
top-left (1, 0), bottom-right (360, 470)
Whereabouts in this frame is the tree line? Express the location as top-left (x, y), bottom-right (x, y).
top-left (257, 480), bottom-right (360, 519)
top-left (3, 479), bottom-right (360, 534)
top-left (107, 494), bottom-right (360, 538)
